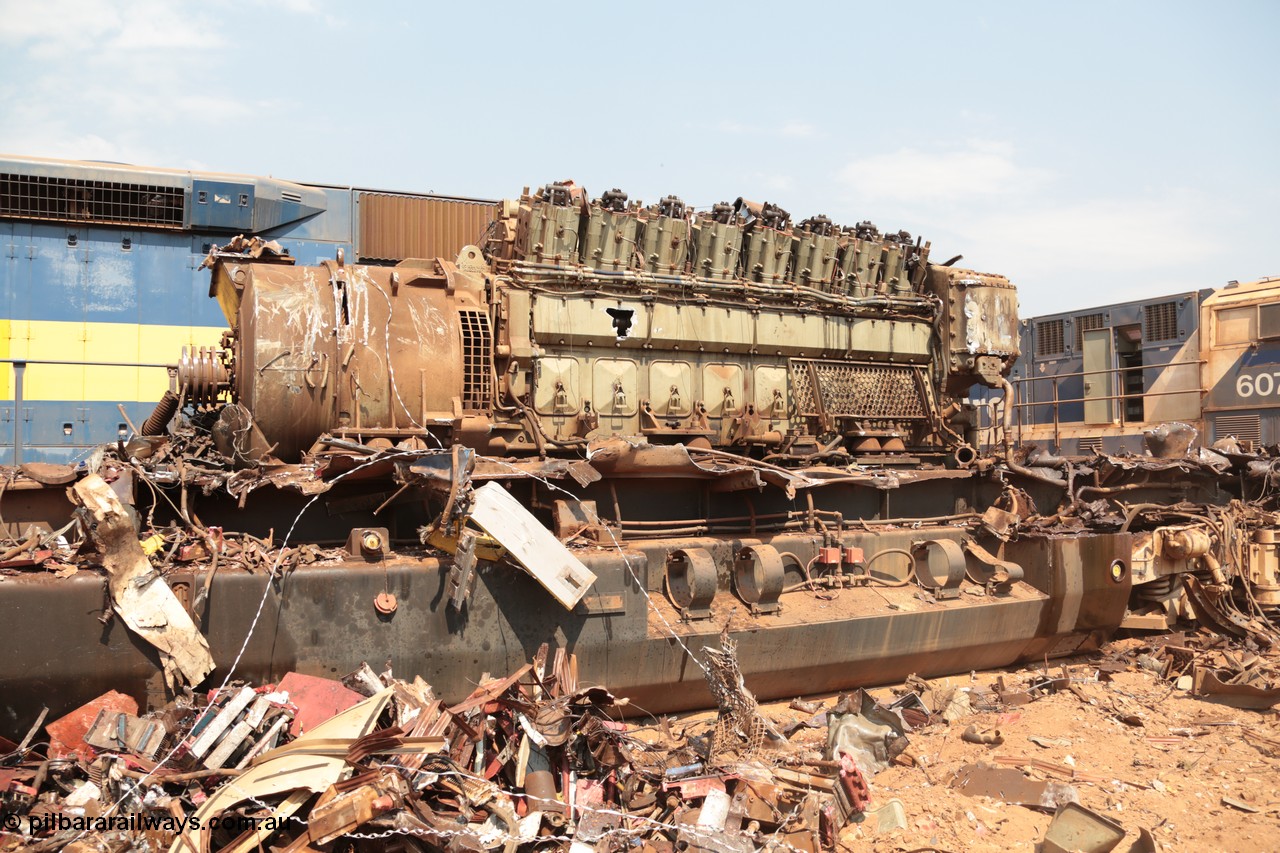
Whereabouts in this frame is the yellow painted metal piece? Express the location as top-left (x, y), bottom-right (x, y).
top-left (425, 524), bottom-right (506, 563)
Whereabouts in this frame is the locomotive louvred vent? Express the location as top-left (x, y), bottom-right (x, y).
top-left (0, 172), bottom-right (185, 229)
top-left (357, 192), bottom-right (499, 262)
top-left (1144, 301), bottom-right (1179, 342)
top-left (459, 309), bottom-right (493, 411)
top-left (1035, 319), bottom-right (1065, 356)
top-left (789, 359), bottom-right (927, 420)
top-left (1214, 413), bottom-right (1261, 446)
top-left (1075, 313), bottom-right (1105, 351)
top-left (1077, 437), bottom-right (1104, 455)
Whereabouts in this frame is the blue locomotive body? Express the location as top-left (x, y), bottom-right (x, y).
top-left (0, 155), bottom-right (495, 463)
top-left (1004, 276), bottom-right (1280, 454)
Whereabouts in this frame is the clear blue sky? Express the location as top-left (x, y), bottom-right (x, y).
top-left (1, 0), bottom-right (1275, 316)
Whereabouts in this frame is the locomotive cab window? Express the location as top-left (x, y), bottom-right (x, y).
top-left (1260, 302), bottom-right (1280, 340)
top-left (1215, 306), bottom-right (1256, 345)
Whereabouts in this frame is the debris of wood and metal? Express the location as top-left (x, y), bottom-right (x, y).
top-left (0, 644), bottom-right (886, 853)
top-left (6, 630), bottom-right (1280, 851)
top-left (70, 474), bottom-right (215, 690)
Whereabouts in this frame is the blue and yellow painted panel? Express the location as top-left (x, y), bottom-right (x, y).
top-left (0, 320), bottom-right (225, 401)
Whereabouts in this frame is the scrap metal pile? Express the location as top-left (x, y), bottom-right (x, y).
top-left (0, 638), bottom-right (910, 853)
top-left (4, 623), bottom-right (1280, 852)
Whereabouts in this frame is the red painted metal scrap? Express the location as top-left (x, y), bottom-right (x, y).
top-left (44, 690), bottom-right (139, 762)
top-left (276, 672), bottom-right (364, 737)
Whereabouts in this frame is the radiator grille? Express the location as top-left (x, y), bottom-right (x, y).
top-left (1213, 413), bottom-right (1261, 446)
top-left (1036, 319), bottom-right (1065, 356)
top-left (1144, 301), bottom-right (1178, 341)
top-left (0, 172), bottom-right (185, 229)
top-left (459, 309), bottom-right (493, 411)
top-left (790, 359), bottom-right (926, 419)
top-left (1075, 313), bottom-right (1105, 350)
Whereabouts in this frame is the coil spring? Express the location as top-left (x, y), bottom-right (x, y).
top-left (140, 390), bottom-right (180, 436)
top-left (1137, 574), bottom-right (1178, 601)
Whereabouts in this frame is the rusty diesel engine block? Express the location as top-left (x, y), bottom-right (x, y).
top-left (189, 184), bottom-right (1019, 468)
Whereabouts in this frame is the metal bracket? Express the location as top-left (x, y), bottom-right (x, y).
top-left (344, 527), bottom-right (389, 561)
top-left (733, 544), bottom-right (785, 615)
top-left (665, 548), bottom-right (717, 621)
top-left (963, 539), bottom-right (1024, 595)
top-left (912, 539), bottom-right (966, 599)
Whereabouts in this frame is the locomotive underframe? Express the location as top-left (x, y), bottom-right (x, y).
top-left (0, 443), bottom-right (1256, 736)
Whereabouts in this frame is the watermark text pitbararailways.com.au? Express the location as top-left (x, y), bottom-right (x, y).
top-left (4, 811), bottom-right (287, 835)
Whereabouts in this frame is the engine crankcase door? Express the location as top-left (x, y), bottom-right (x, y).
top-left (534, 357), bottom-right (582, 415)
top-left (594, 359), bottom-right (638, 431)
top-left (649, 360), bottom-right (692, 416)
top-left (703, 364), bottom-right (744, 418)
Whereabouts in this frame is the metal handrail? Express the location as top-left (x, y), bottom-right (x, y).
top-left (0, 358), bottom-right (176, 368)
top-left (1007, 358), bottom-right (1205, 385)
top-left (1005, 358), bottom-right (1206, 450)
top-left (2, 358), bottom-right (178, 466)
top-left (1011, 384), bottom-right (1204, 411)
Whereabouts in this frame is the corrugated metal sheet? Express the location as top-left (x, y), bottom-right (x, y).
top-left (357, 193), bottom-right (498, 262)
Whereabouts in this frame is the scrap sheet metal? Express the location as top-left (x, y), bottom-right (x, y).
top-left (469, 481), bottom-right (597, 609)
top-left (72, 474), bottom-right (215, 689)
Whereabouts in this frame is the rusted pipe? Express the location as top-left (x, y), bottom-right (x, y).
top-left (952, 443), bottom-right (978, 469)
top-left (318, 436), bottom-right (380, 455)
top-left (510, 262), bottom-right (937, 315)
top-left (619, 525), bottom-right (711, 537)
top-left (998, 378), bottom-right (1067, 489)
top-left (617, 508), bottom-right (872, 529)
top-left (0, 531), bottom-right (40, 562)
top-left (620, 511), bottom-right (795, 527)
top-left (1077, 483), bottom-right (1182, 499)
top-left (860, 512), bottom-right (981, 526)
top-left (685, 446), bottom-right (818, 477)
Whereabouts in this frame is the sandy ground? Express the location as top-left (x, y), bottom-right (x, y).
top-left (638, 636), bottom-right (1280, 852)
top-left (744, 642), bottom-right (1280, 852)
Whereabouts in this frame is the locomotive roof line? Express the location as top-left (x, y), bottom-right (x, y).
top-left (0, 153), bottom-right (497, 207)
